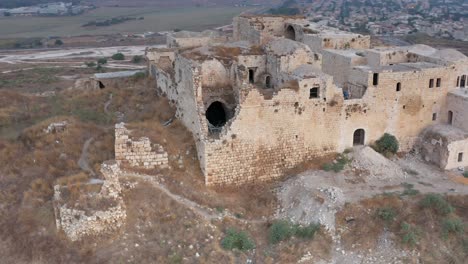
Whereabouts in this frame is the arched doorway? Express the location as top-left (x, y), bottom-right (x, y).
top-left (265, 75), bottom-right (272, 88)
top-left (206, 101), bottom-right (228, 127)
top-left (353, 129), bottom-right (365, 146)
top-left (285, 25), bottom-right (296, 40)
top-left (448, 111), bottom-right (453, 125)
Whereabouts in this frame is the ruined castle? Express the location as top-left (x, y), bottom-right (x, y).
top-left (145, 15), bottom-right (468, 186)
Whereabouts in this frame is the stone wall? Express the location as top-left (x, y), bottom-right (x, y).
top-left (420, 125), bottom-right (468, 170)
top-left (115, 123), bottom-right (169, 169)
top-left (54, 162), bottom-right (126, 241)
top-left (447, 89), bottom-right (468, 132)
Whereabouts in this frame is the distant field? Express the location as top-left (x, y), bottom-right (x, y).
top-left (404, 33), bottom-right (468, 56)
top-left (0, 6), bottom-right (249, 38)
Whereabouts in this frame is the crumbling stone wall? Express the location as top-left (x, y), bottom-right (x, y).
top-left (115, 123), bottom-right (169, 169)
top-left (54, 162), bottom-right (126, 241)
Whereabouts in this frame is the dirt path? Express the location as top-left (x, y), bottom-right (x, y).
top-left (78, 137), bottom-right (95, 177)
top-left (104, 93), bottom-right (113, 114)
top-left (122, 173), bottom-right (267, 225)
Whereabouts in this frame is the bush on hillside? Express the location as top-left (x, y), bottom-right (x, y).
top-left (373, 133), bottom-right (399, 157)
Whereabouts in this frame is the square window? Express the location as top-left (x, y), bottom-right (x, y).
top-left (436, 78), bottom-right (441, 87)
top-left (458, 152), bottom-right (464, 162)
top-left (429, 79), bottom-right (434, 88)
top-left (432, 113), bottom-right (437, 121)
top-left (309, 87), bottom-right (319, 98)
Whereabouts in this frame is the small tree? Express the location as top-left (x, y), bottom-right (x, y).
top-left (85, 61), bottom-right (96, 68)
top-left (111, 53), bottom-right (125, 60)
top-left (55, 39), bottom-right (63, 46)
top-left (373, 133), bottom-right (399, 157)
top-left (132, 55), bottom-right (143, 63)
top-left (221, 228), bottom-right (255, 251)
top-left (97, 58), bottom-right (107, 65)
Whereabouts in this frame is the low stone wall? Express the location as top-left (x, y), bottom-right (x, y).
top-left (54, 162), bottom-right (126, 241)
top-left (115, 123), bottom-right (169, 169)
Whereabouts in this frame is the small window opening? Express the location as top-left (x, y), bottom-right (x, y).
top-left (457, 76), bottom-right (460, 87)
top-left (432, 113), bottom-right (437, 121)
top-left (98, 81), bottom-right (105, 89)
top-left (265, 75), bottom-right (272, 88)
top-left (429, 79), bottom-right (434, 88)
top-left (309, 87), bottom-right (319, 98)
top-left (436, 78), bottom-right (441, 87)
top-left (396, 82), bottom-right (401, 92)
top-left (248, 68), bottom-right (256, 84)
top-left (448, 111), bottom-right (453, 125)
top-left (372, 73), bottom-right (379, 86)
top-left (461, 75), bottom-right (466, 88)
top-left (458, 152), bottom-right (463, 162)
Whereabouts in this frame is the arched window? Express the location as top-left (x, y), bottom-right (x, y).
top-left (396, 82), bottom-right (401, 92)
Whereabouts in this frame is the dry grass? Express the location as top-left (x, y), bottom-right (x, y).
top-left (336, 194), bottom-right (468, 263)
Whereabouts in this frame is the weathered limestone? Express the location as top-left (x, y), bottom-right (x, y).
top-left (115, 123), bottom-right (169, 169)
top-left (54, 161), bottom-right (126, 241)
top-left (44, 121), bottom-right (68, 133)
top-left (146, 15), bottom-right (468, 186)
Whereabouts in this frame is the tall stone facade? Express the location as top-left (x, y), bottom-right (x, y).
top-left (146, 15), bottom-right (468, 185)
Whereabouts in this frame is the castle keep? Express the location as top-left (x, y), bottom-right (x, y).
top-left (146, 15), bottom-right (468, 186)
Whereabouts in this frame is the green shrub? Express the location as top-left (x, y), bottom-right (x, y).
top-left (97, 58), bottom-right (108, 65)
top-left (85, 61), bottom-right (96, 68)
top-left (294, 223), bottom-right (320, 239)
top-left (377, 207), bottom-right (396, 223)
top-left (268, 220), bottom-right (320, 244)
top-left (442, 218), bottom-right (464, 239)
top-left (322, 154), bottom-right (351, 172)
top-left (269, 220), bottom-right (295, 244)
top-left (111, 53), bottom-right (125, 60)
top-left (420, 194), bottom-right (454, 216)
top-left (132, 71), bottom-right (147, 80)
top-left (221, 228), bottom-right (255, 251)
top-left (401, 182), bottom-right (420, 196)
top-left (401, 222), bottom-right (419, 247)
top-left (132, 55), bottom-right (144, 63)
top-left (463, 171), bottom-right (468, 178)
top-left (373, 133), bottom-right (399, 156)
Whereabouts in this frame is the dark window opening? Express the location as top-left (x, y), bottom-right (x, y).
top-left (372, 73), bottom-right (379, 86)
top-left (448, 111), bottom-right (453, 125)
top-left (396, 82), bottom-right (401, 92)
top-left (285, 25), bottom-right (296, 40)
top-left (461, 75), bottom-right (466, 88)
top-left (98, 81), bottom-right (105, 89)
top-left (265, 75), bottom-right (272, 88)
top-left (457, 77), bottom-right (460, 87)
top-left (353, 129), bottom-right (365, 146)
top-left (436, 78), bottom-right (441, 87)
top-left (458, 152), bottom-right (463, 162)
top-left (429, 79), bottom-right (434, 88)
top-left (309, 87), bottom-right (319, 98)
top-left (432, 113), bottom-right (437, 121)
top-left (206, 101), bottom-right (227, 128)
top-left (248, 68), bottom-right (256, 84)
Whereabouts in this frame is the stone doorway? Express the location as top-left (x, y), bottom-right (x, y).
top-left (353, 129), bottom-right (365, 146)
